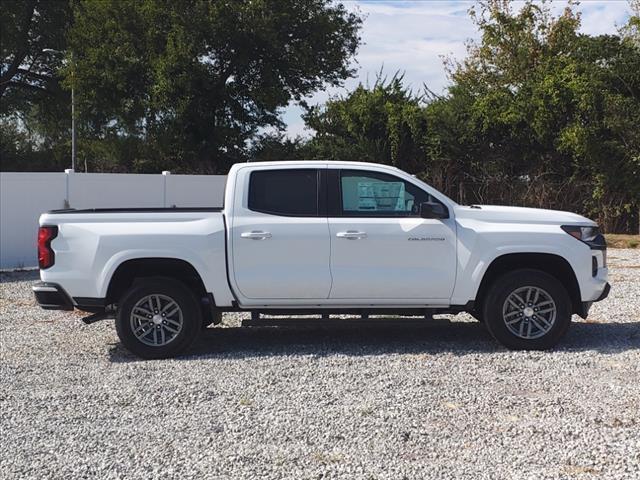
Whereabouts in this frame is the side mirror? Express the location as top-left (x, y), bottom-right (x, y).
top-left (420, 202), bottom-right (449, 219)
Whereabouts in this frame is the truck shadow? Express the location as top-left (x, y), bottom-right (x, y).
top-left (108, 318), bottom-right (640, 362)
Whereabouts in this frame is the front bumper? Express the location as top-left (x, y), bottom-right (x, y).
top-left (595, 282), bottom-right (611, 302)
top-left (578, 282), bottom-right (611, 318)
top-left (32, 282), bottom-right (74, 311)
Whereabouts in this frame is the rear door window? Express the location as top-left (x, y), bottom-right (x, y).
top-left (248, 169), bottom-right (319, 216)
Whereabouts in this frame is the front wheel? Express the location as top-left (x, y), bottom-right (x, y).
top-left (483, 269), bottom-right (572, 350)
top-left (116, 278), bottom-right (202, 359)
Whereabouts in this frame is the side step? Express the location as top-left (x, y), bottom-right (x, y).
top-left (242, 312), bottom-right (437, 328)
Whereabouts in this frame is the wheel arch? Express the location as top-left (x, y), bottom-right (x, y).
top-left (106, 258), bottom-right (208, 305)
top-left (474, 253), bottom-right (581, 315)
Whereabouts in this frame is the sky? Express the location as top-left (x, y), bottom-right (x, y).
top-left (281, 0), bottom-right (633, 138)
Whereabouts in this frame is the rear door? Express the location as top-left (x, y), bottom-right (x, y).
top-left (229, 166), bottom-right (331, 301)
top-left (327, 168), bottom-right (456, 302)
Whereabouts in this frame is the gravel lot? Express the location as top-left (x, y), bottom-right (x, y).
top-left (1, 249), bottom-right (639, 480)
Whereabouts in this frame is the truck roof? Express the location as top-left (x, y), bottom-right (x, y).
top-left (239, 160), bottom-right (401, 170)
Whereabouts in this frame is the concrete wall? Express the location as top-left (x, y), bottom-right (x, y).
top-left (0, 171), bottom-right (226, 269)
top-left (165, 174), bottom-right (226, 207)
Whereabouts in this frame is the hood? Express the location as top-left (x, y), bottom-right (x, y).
top-left (453, 205), bottom-right (596, 226)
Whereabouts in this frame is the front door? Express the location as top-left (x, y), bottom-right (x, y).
top-left (230, 167), bottom-right (331, 301)
top-left (328, 169), bottom-right (456, 302)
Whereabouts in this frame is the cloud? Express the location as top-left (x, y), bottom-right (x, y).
top-left (579, 1), bottom-right (631, 35)
top-left (283, 0), bottom-right (633, 138)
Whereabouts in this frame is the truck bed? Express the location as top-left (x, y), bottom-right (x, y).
top-left (48, 207), bottom-right (223, 214)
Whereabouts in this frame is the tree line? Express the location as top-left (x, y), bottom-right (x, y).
top-left (1, 1), bottom-right (639, 232)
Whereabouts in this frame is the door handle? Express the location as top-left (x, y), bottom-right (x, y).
top-left (241, 230), bottom-right (272, 240)
top-left (336, 230), bottom-right (367, 240)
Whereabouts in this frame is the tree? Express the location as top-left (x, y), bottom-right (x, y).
top-left (0, 0), bottom-right (73, 171)
top-left (621, 0), bottom-right (640, 48)
top-left (67, 0), bottom-right (361, 172)
top-left (303, 73), bottom-right (426, 173)
top-left (442, 0), bottom-right (640, 230)
top-left (0, 0), bottom-right (71, 102)
top-left (299, 0), bottom-right (639, 232)
top-left (250, 132), bottom-right (311, 162)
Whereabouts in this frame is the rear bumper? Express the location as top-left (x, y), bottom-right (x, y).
top-left (32, 282), bottom-right (74, 311)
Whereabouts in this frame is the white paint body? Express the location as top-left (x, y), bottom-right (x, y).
top-left (39, 161), bottom-right (609, 309)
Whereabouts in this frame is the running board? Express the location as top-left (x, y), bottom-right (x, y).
top-left (241, 313), bottom-right (443, 328)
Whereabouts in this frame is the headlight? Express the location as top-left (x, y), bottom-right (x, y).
top-left (561, 225), bottom-right (599, 241)
top-left (561, 225), bottom-right (606, 249)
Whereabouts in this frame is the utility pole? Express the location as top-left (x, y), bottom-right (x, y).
top-left (71, 60), bottom-right (76, 171)
top-left (43, 49), bottom-right (76, 171)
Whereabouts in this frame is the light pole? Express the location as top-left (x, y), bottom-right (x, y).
top-left (43, 49), bottom-right (76, 171)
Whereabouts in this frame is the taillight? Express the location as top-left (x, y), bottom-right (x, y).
top-left (38, 226), bottom-right (58, 269)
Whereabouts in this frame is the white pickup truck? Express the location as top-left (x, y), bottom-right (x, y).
top-left (33, 161), bottom-right (610, 358)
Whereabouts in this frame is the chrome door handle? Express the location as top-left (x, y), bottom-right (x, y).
top-left (336, 230), bottom-right (367, 240)
top-left (240, 230), bottom-right (272, 240)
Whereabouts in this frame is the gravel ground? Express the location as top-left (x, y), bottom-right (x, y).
top-left (1, 249), bottom-right (639, 480)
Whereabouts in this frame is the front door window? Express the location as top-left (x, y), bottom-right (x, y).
top-left (339, 170), bottom-right (434, 217)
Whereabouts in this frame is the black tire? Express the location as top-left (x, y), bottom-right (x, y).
top-left (202, 310), bottom-right (222, 329)
top-left (469, 309), bottom-right (484, 323)
top-left (116, 277), bottom-right (202, 359)
top-left (482, 269), bottom-right (572, 350)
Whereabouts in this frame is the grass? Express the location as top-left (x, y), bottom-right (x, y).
top-left (605, 234), bottom-right (639, 249)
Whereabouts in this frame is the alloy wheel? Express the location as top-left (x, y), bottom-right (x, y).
top-left (129, 294), bottom-right (184, 347)
top-left (501, 286), bottom-right (557, 340)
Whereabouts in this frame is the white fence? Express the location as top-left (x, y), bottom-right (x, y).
top-left (0, 171), bottom-right (226, 269)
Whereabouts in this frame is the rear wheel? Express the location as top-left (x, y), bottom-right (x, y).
top-left (116, 278), bottom-right (202, 359)
top-left (482, 269), bottom-right (571, 350)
